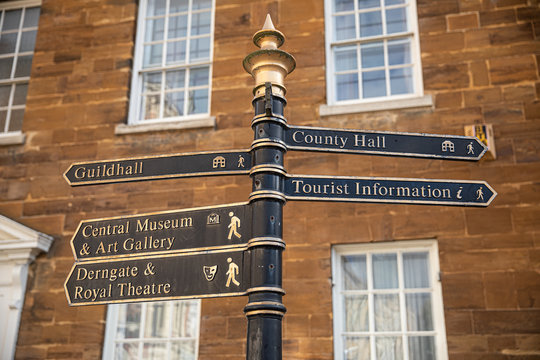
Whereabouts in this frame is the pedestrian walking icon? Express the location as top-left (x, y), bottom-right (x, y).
top-left (227, 212), bottom-right (242, 240)
top-left (226, 257), bottom-right (240, 287)
top-left (467, 142), bottom-right (475, 155)
top-left (476, 187), bottom-right (484, 200)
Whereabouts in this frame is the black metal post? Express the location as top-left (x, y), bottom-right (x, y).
top-left (244, 83), bottom-right (287, 360)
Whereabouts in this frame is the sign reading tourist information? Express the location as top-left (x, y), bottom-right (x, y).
top-left (64, 150), bottom-right (251, 186)
top-left (284, 126), bottom-right (487, 161)
top-left (64, 249), bottom-right (249, 306)
top-left (71, 203), bottom-right (251, 261)
top-left (284, 175), bottom-right (496, 206)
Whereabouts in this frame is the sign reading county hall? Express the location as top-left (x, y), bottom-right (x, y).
top-left (64, 249), bottom-right (249, 306)
top-left (284, 175), bottom-right (497, 206)
top-left (72, 203), bottom-right (251, 261)
top-left (284, 126), bottom-right (487, 161)
top-left (64, 150), bottom-right (251, 186)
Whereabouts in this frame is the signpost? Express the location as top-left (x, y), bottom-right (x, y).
top-left (64, 150), bottom-right (251, 186)
top-left (284, 175), bottom-right (496, 207)
top-left (63, 15), bottom-right (497, 360)
top-left (284, 125), bottom-right (487, 160)
top-left (65, 248), bottom-right (249, 306)
top-left (71, 203), bottom-right (251, 261)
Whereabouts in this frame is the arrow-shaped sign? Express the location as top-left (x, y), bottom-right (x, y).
top-left (64, 248), bottom-right (249, 306)
top-left (284, 175), bottom-right (496, 206)
top-left (71, 203), bottom-right (251, 261)
top-left (284, 126), bottom-right (487, 161)
top-left (64, 150), bottom-right (251, 186)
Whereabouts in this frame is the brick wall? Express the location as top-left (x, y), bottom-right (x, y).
top-left (2, 0), bottom-right (538, 359)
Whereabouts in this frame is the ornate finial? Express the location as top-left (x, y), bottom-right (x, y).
top-left (243, 15), bottom-right (296, 98)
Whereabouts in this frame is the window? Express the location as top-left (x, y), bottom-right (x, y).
top-left (128, 0), bottom-right (214, 126)
top-left (103, 300), bottom-right (201, 360)
top-left (324, 0), bottom-right (423, 105)
top-left (0, 1), bottom-right (40, 138)
top-left (332, 240), bottom-right (448, 360)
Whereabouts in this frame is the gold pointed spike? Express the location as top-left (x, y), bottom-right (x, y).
top-left (253, 14), bottom-right (284, 49)
top-left (262, 14), bottom-right (276, 31)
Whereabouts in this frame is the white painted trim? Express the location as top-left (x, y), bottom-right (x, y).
top-left (0, 0), bottom-right (41, 11)
top-left (0, 215), bottom-right (53, 360)
top-left (331, 240), bottom-right (448, 360)
top-left (320, 94), bottom-right (433, 116)
top-left (115, 116), bottom-right (215, 134)
top-left (0, 131), bottom-right (25, 146)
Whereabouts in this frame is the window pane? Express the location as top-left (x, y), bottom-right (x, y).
top-left (344, 295), bottom-right (368, 331)
top-left (115, 343), bottom-right (139, 359)
top-left (189, 37), bottom-right (210, 61)
top-left (144, 302), bottom-right (169, 338)
top-left (172, 301), bottom-right (199, 338)
top-left (408, 336), bottom-right (436, 360)
top-left (342, 255), bottom-right (367, 290)
top-left (189, 67), bottom-right (209, 87)
top-left (13, 83), bottom-right (28, 105)
top-left (15, 55), bottom-right (33, 77)
top-left (166, 69), bottom-right (185, 89)
top-left (334, 47), bottom-right (357, 72)
top-left (20, 30), bottom-right (37, 52)
top-left (23, 7), bottom-right (41, 27)
top-left (8, 108), bottom-right (24, 132)
top-left (164, 91), bottom-right (184, 117)
top-left (362, 70), bottom-right (386, 98)
top-left (360, 42), bottom-right (384, 68)
top-left (344, 336), bottom-right (370, 360)
top-left (170, 0), bottom-right (189, 13)
top-left (358, 0), bottom-right (380, 9)
top-left (168, 15), bottom-right (188, 39)
top-left (334, 0), bottom-right (354, 12)
top-left (143, 43), bottom-right (163, 67)
top-left (142, 342), bottom-right (167, 359)
top-left (143, 72), bottom-right (162, 92)
top-left (117, 303), bottom-right (142, 339)
top-left (406, 293), bottom-right (434, 331)
top-left (359, 11), bottom-right (382, 37)
top-left (187, 88), bottom-right (208, 114)
top-left (143, 94), bottom-right (161, 119)
top-left (376, 337), bottom-right (403, 360)
top-left (386, 8), bottom-right (408, 34)
top-left (0, 58), bottom-right (13, 79)
top-left (191, 11), bottom-right (211, 36)
top-left (388, 39), bottom-right (411, 65)
top-left (390, 67), bottom-right (413, 95)
top-left (193, 0), bottom-right (212, 10)
top-left (0, 33), bottom-right (18, 54)
top-left (0, 111), bottom-right (6, 131)
top-left (374, 294), bottom-right (400, 331)
top-left (0, 85), bottom-right (11, 106)
top-left (147, 0), bottom-right (166, 16)
top-left (166, 40), bottom-right (187, 64)
top-left (336, 73), bottom-right (359, 101)
top-left (403, 252), bottom-right (430, 288)
top-left (2, 10), bottom-right (22, 31)
top-left (145, 18), bottom-right (165, 41)
top-left (386, 0), bottom-right (405, 5)
top-left (171, 341), bottom-right (197, 360)
top-left (372, 253), bottom-right (397, 288)
top-left (334, 14), bottom-right (356, 41)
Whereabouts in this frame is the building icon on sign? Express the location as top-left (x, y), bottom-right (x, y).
top-left (213, 156), bottom-right (226, 168)
top-left (441, 140), bottom-right (455, 152)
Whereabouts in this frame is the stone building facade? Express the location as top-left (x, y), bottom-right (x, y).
top-left (0, 0), bottom-right (538, 359)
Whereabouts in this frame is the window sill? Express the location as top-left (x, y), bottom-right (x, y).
top-left (115, 117), bottom-right (216, 135)
top-left (319, 95), bottom-right (433, 117)
top-left (0, 132), bottom-right (25, 146)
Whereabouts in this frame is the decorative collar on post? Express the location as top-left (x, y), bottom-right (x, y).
top-left (243, 14), bottom-right (296, 98)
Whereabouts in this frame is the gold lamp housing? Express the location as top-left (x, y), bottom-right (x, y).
top-left (243, 15), bottom-right (296, 98)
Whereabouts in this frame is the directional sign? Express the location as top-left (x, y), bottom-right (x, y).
top-left (284, 175), bottom-right (496, 206)
top-left (64, 249), bottom-right (249, 306)
top-left (284, 125), bottom-right (487, 161)
top-left (64, 150), bottom-right (251, 186)
top-left (71, 203), bottom-right (251, 261)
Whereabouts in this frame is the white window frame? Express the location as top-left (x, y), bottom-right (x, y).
top-left (322, 0), bottom-right (432, 116)
top-left (122, 0), bottom-right (216, 134)
top-left (102, 300), bottom-right (201, 360)
top-left (0, 0), bottom-right (41, 145)
top-left (331, 240), bottom-right (448, 360)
